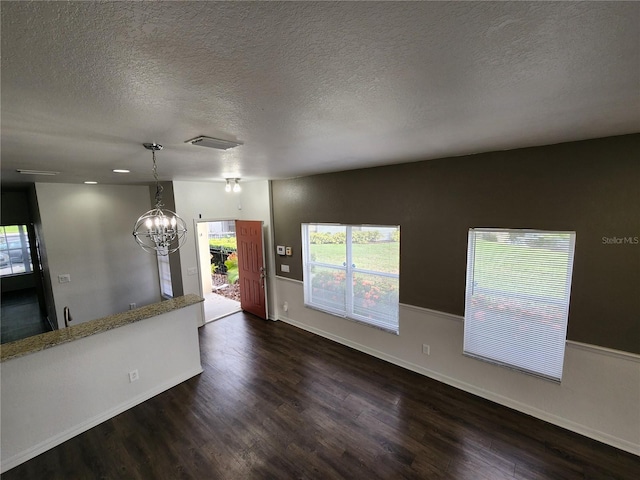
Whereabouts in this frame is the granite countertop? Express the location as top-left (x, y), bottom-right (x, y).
top-left (1, 294), bottom-right (204, 362)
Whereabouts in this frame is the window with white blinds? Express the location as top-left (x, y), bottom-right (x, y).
top-left (464, 229), bottom-right (576, 381)
top-left (302, 224), bottom-right (400, 334)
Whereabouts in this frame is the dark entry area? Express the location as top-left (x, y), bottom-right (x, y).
top-left (1, 287), bottom-right (51, 344)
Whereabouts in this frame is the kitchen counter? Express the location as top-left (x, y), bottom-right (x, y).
top-left (0, 294), bottom-right (203, 362)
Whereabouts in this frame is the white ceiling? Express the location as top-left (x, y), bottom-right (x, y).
top-left (1, 1), bottom-right (638, 187)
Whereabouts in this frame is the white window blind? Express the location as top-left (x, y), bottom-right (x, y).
top-left (464, 229), bottom-right (576, 381)
top-left (302, 224), bottom-right (400, 334)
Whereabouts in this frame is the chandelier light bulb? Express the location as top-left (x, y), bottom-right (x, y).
top-left (225, 179), bottom-right (231, 192)
top-left (233, 178), bottom-right (241, 193)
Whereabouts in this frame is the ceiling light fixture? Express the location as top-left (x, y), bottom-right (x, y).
top-left (224, 178), bottom-right (241, 193)
top-left (16, 169), bottom-right (60, 176)
top-left (132, 143), bottom-right (187, 255)
top-left (84, 181), bottom-right (98, 185)
top-left (185, 135), bottom-right (243, 150)
top-left (113, 169), bottom-right (130, 173)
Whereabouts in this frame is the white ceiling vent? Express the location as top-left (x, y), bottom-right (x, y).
top-left (185, 136), bottom-right (243, 150)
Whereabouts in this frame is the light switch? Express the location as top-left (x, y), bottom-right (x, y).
top-left (276, 245), bottom-right (286, 255)
top-left (58, 274), bottom-right (71, 284)
top-left (281, 264), bottom-right (290, 273)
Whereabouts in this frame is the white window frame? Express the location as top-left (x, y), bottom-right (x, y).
top-left (302, 223), bottom-right (400, 334)
top-left (157, 247), bottom-right (173, 299)
top-left (464, 228), bottom-right (576, 382)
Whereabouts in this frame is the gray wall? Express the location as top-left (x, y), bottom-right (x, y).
top-left (35, 183), bottom-right (162, 326)
top-left (271, 134), bottom-right (640, 353)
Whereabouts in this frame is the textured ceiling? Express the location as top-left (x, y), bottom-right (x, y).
top-left (1, 1), bottom-right (638, 186)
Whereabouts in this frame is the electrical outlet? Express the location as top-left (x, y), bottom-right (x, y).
top-left (129, 370), bottom-right (139, 382)
top-left (422, 344), bottom-right (430, 355)
top-left (129, 303), bottom-right (136, 310)
top-left (283, 301), bottom-right (289, 312)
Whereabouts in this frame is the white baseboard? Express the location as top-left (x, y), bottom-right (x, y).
top-left (1, 367), bottom-right (203, 474)
top-left (278, 315), bottom-right (639, 456)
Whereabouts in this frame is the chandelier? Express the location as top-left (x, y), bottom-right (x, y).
top-left (133, 143), bottom-right (187, 255)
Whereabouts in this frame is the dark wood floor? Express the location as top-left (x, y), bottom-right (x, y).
top-left (3, 312), bottom-right (638, 479)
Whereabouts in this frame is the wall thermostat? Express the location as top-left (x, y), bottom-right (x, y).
top-left (276, 245), bottom-right (286, 255)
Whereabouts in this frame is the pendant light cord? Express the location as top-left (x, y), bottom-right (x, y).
top-left (152, 149), bottom-right (164, 208)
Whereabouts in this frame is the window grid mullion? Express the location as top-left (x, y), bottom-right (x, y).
top-left (301, 223), bottom-right (400, 335)
top-left (345, 226), bottom-right (354, 316)
top-left (352, 267), bottom-right (399, 279)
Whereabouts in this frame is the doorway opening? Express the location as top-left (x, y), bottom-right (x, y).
top-left (197, 220), bottom-right (241, 323)
top-left (1, 224), bottom-right (52, 344)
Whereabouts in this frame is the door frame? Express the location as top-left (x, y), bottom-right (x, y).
top-left (193, 217), bottom-right (241, 325)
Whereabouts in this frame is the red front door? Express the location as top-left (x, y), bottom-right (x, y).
top-left (235, 220), bottom-right (267, 319)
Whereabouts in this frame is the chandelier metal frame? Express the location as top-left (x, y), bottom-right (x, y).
top-left (133, 143), bottom-right (187, 255)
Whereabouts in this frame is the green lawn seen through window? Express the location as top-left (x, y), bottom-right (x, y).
top-left (208, 237), bottom-right (237, 251)
top-left (310, 242), bottom-right (399, 274)
top-left (473, 238), bottom-right (571, 299)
